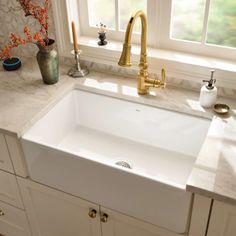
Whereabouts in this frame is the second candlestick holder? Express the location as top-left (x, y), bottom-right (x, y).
top-left (68, 50), bottom-right (89, 78)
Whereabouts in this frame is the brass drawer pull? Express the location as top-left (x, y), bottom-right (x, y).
top-left (0, 210), bottom-right (5, 216)
top-left (88, 209), bottom-right (97, 218)
top-left (101, 213), bottom-right (108, 223)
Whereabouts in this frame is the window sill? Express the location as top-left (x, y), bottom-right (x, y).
top-left (63, 36), bottom-right (236, 89)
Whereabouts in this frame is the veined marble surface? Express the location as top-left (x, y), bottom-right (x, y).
top-left (187, 115), bottom-right (236, 205)
top-left (0, 57), bottom-right (236, 205)
top-left (0, 59), bottom-right (74, 136)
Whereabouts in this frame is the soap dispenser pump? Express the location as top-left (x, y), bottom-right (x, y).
top-left (199, 70), bottom-right (217, 108)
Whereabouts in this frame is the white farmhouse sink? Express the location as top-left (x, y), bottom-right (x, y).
top-left (22, 89), bottom-right (210, 233)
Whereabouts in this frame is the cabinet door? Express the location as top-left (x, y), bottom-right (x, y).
top-left (0, 200), bottom-right (31, 236)
top-left (0, 134), bottom-right (14, 173)
top-left (5, 135), bottom-right (28, 177)
top-left (189, 194), bottom-right (212, 236)
top-left (18, 177), bottom-right (101, 236)
top-left (0, 171), bottom-right (24, 209)
top-left (100, 206), bottom-right (181, 236)
top-left (207, 200), bottom-right (236, 236)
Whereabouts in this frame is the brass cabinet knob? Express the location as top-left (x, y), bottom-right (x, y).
top-left (88, 209), bottom-right (97, 218)
top-left (0, 210), bottom-right (4, 216)
top-left (100, 213), bottom-right (108, 223)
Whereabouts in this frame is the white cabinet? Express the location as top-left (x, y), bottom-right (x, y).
top-left (0, 133), bottom-right (28, 177)
top-left (18, 177), bottom-right (185, 236)
top-left (18, 177), bottom-right (101, 236)
top-left (100, 206), bottom-right (181, 236)
top-left (0, 200), bottom-right (31, 236)
top-left (188, 195), bottom-right (236, 236)
top-left (207, 200), bottom-right (236, 236)
top-left (0, 133), bottom-right (31, 236)
top-left (188, 194), bottom-right (212, 236)
top-left (0, 133), bottom-right (14, 173)
top-left (5, 135), bottom-right (28, 177)
top-left (0, 171), bottom-right (24, 209)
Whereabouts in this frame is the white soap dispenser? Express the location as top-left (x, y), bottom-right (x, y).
top-left (199, 70), bottom-right (217, 108)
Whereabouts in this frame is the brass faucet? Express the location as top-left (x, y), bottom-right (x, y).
top-left (118, 10), bottom-right (166, 95)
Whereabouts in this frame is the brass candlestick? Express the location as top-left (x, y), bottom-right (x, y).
top-left (68, 50), bottom-right (89, 78)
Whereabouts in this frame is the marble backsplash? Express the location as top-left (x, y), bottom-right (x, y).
top-left (62, 57), bottom-right (236, 99)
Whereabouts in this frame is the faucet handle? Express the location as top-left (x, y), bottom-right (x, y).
top-left (142, 69), bottom-right (167, 92)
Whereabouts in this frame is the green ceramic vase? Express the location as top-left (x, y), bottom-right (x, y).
top-left (36, 39), bottom-right (59, 85)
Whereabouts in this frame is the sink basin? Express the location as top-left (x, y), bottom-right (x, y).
top-left (22, 89), bottom-right (210, 233)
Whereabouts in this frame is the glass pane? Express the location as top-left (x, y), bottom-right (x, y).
top-left (207, 0), bottom-right (236, 48)
top-left (88, 0), bottom-right (116, 29)
top-left (119, 0), bottom-right (147, 33)
top-left (171, 0), bottom-right (205, 42)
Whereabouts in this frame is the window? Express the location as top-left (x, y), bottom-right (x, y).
top-left (77, 0), bottom-right (157, 45)
top-left (54, 0), bottom-right (236, 63)
top-left (51, 0), bottom-right (236, 89)
top-left (171, 0), bottom-right (236, 49)
top-left (86, 0), bottom-right (147, 33)
top-left (74, 0), bottom-right (236, 60)
top-left (171, 0), bottom-right (206, 43)
top-left (160, 0), bottom-right (236, 60)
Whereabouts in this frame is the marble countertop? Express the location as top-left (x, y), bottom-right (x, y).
top-left (1, 57), bottom-right (236, 205)
top-left (187, 115), bottom-right (236, 205)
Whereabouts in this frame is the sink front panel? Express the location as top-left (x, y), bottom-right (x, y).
top-left (22, 139), bottom-right (192, 233)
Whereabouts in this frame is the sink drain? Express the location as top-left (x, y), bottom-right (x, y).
top-left (115, 161), bottom-right (132, 169)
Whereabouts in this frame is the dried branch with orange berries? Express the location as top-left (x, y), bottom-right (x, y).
top-left (0, 0), bottom-right (50, 60)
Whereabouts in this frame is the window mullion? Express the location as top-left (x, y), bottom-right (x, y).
top-left (201, 0), bottom-right (211, 45)
top-left (115, 0), bottom-right (120, 31)
top-left (158, 0), bottom-right (172, 48)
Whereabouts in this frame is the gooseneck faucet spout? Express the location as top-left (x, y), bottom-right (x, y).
top-left (118, 10), bottom-right (166, 95)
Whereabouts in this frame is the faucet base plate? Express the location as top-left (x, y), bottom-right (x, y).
top-left (138, 88), bottom-right (148, 95)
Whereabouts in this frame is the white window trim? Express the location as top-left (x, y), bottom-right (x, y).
top-left (52, 0), bottom-right (236, 90)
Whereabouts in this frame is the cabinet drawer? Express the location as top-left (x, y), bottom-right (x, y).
top-left (0, 134), bottom-right (14, 173)
top-left (0, 171), bottom-right (24, 209)
top-left (0, 200), bottom-right (31, 236)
